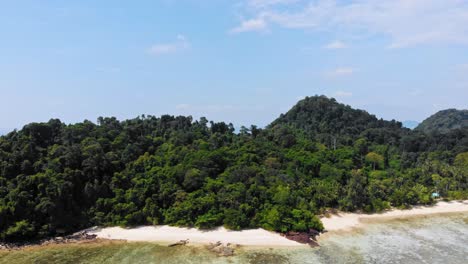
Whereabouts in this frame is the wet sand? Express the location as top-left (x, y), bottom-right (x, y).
top-left (320, 200), bottom-right (468, 232)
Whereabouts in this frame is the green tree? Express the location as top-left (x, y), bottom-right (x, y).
top-left (454, 152), bottom-right (468, 168)
top-left (365, 152), bottom-right (384, 170)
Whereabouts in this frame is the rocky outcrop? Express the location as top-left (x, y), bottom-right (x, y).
top-left (206, 241), bottom-right (238, 257)
top-left (0, 230), bottom-right (97, 250)
top-left (283, 229), bottom-right (321, 247)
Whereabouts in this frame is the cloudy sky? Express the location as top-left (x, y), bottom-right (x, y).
top-left (1, 0), bottom-right (467, 132)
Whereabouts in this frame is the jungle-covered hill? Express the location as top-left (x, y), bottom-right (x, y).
top-left (415, 108), bottom-right (468, 134)
top-left (1, 96), bottom-right (467, 242)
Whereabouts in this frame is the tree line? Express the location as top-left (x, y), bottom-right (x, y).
top-left (0, 96), bottom-right (467, 242)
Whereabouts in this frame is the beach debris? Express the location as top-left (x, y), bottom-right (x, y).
top-left (168, 239), bottom-right (189, 247)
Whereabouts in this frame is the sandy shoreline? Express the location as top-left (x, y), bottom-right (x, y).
top-left (88, 226), bottom-right (304, 247)
top-left (321, 200), bottom-right (468, 232)
top-left (88, 200), bottom-right (468, 247)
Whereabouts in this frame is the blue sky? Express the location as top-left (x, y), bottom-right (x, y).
top-left (1, 0), bottom-right (467, 133)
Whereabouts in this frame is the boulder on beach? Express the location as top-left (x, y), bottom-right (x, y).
top-left (284, 229), bottom-right (321, 247)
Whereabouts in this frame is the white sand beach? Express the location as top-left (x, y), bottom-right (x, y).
top-left (88, 200), bottom-right (468, 247)
top-left (88, 226), bottom-right (304, 247)
top-left (321, 200), bottom-right (468, 232)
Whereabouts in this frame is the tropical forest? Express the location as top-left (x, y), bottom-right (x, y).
top-left (1, 96), bottom-right (467, 242)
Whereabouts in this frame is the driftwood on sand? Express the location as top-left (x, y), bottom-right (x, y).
top-left (168, 239), bottom-right (189, 247)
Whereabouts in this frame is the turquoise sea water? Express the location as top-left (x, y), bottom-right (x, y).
top-left (1, 213), bottom-right (467, 264)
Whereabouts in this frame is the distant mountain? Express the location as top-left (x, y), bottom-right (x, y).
top-left (269, 95), bottom-right (405, 145)
top-left (416, 109), bottom-right (468, 133)
top-left (402, 120), bottom-right (420, 129)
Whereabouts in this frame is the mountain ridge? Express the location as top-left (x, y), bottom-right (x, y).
top-left (416, 108), bottom-right (468, 133)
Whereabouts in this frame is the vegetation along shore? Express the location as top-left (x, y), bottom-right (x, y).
top-left (1, 96), bottom-right (467, 247)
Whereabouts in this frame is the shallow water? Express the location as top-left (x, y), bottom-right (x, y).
top-left (1, 213), bottom-right (467, 264)
top-left (287, 213), bottom-right (468, 264)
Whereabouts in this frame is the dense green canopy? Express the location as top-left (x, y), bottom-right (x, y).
top-left (1, 96), bottom-right (467, 242)
top-left (415, 108), bottom-right (468, 134)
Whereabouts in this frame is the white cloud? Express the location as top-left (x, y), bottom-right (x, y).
top-left (235, 0), bottom-right (468, 48)
top-left (324, 40), bottom-right (347, 49)
top-left (333, 90), bottom-right (353, 97)
top-left (326, 67), bottom-right (355, 77)
top-left (148, 34), bottom-right (190, 56)
top-left (230, 18), bottom-right (267, 33)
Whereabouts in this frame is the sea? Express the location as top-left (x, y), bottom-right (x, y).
top-left (1, 213), bottom-right (467, 264)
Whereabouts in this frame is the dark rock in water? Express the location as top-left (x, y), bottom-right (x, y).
top-left (283, 229), bottom-right (321, 247)
top-left (206, 241), bottom-right (222, 250)
top-left (205, 242), bottom-right (237, 257)
top-left (219, 246), bottom-right (235, 257)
